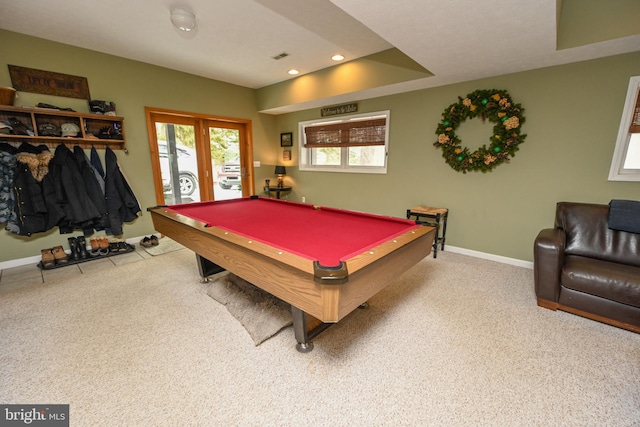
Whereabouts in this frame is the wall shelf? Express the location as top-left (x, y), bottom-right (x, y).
top-left (0, 105), bottom-right (126, 150)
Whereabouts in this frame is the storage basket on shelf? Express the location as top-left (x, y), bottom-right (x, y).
top-left (0, 87), bottom-right (16, 106)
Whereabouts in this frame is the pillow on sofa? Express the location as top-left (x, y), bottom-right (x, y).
top-left (608, 199), bottom-right (640, 234)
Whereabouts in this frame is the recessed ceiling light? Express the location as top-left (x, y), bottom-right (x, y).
top-left (331, 54), bottom-right (345, 61)
top-left (288, 69), bottom-right (300, 75)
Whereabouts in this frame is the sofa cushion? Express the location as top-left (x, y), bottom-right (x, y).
top-left (556, 202), bottom-right (640, 267)
top-left (562, 255), bottom-right (640, 308)
top-left (609, 199), bottom-right (640, 234)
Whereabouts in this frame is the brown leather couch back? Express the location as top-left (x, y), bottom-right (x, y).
top-left (555, 202), bottom-right (640, 267)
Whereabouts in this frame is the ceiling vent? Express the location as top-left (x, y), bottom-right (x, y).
top-left (272, 52), bottom-right (289, 60)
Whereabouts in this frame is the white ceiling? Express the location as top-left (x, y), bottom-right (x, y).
top-left (1, 0), bottom-right (639, 98)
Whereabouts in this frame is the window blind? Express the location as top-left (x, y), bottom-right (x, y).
top-left (304, 118), bottom-right (386, 148)
top-left (630, 87), bottom-right (640, 133)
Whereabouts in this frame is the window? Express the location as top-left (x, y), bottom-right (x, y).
top-left (299, 111), bottom-right (390, 174)
top-left (609, 76), bottom-right (640, 181)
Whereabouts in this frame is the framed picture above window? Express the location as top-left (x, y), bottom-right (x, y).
top-left (298, 110), bottom-right (390, 174)
top-left (280, 132), bottom-right (293, 147)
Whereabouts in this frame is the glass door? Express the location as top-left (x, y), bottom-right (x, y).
top-left (146, 108), bottom-right (254, 206)
top-left (155, 121), bottom-right (200, 205)
top-left (210, 125), bottom-right (242, 200)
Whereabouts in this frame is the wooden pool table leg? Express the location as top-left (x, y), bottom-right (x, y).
top-left (291, 306), bottom-right (333, 353)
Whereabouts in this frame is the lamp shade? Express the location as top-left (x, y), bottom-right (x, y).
top-left (274, 166), bottom-right (286, 175)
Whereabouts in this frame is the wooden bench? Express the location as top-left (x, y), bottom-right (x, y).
top-left (407, 206), bottom-right (449, 258)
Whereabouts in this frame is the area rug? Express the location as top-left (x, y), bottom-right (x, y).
top-left (206, 273), bottom-right (292, 345)
top-left (143, 237), bottom-right (185, 256)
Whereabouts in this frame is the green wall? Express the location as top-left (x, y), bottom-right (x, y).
top-left (274, 52), bottom-right (640, 262)
top-left (1, 29), bottom-right (639, 264)
top-left (0, 30), bottom-right (278, 263)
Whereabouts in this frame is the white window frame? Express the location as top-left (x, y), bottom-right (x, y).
top-left (608, 76), bottom-right (640, 181)
top-left (298, 110), bottom-right (390, 174)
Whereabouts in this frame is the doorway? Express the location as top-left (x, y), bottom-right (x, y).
top-left (145, 107), bottom-right (254, 206)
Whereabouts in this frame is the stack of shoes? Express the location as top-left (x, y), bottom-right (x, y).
top-left (40, 236), bottom-right (120, 269)
top-left (40, 246), bottom-right (69, 269)
top-left (139, 235), bottom-right (159, 248)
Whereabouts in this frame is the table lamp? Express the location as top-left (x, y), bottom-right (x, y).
top-left (274, 166), bottom-right (286, 187)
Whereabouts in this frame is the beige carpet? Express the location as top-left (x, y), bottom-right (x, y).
top-left (0, 248), bottom-right (638, 426)
top-left (206, 273), bottom-right (292, 345)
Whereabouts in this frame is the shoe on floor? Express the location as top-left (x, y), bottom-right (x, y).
top-left (89, 238), bottom-right (100, 257)
top-left (149, 235), bottom-right (159, 246)
top-left (41, 248), bottom-right (55, 269)
top-left (108, 240), bottom-right (125, 253)
top-left (52, 245), bottom-right (69, 265)
top-left (87, 236), bottom-right (108, 256)
top-left (76, 236), bottom-right (89, 259)
top-left (68, 237), bottom-right (80, 261)
top-left (140, 236), bottom-right (152, 248)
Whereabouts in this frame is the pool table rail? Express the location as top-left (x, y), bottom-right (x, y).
top-left (344, 226), bottom-right (434, 274)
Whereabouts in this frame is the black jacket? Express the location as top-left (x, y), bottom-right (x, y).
top-left (11, 144), bottom-right (53, 236)
top-left (74, 146), bottom-right (109, 233)
top-left (104, 147), bottom-right (141, 235)
top-left (48, 144), bottom-right (101, 233)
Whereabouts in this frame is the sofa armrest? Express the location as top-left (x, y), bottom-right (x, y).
top-left (534, 228), bottom-right (565, 303)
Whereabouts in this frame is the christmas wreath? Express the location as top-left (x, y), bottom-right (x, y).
top-left (433, 89), bottom-right (526, 173)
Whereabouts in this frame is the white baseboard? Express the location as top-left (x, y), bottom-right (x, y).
top-left (0, 235), bottom-right (147, 271)
top-left (444, 245), bottom-right (533, 269)
top-left (0, 254), bottom-right (43, 270)
top-left (0, 239), bottom-right (534, 271)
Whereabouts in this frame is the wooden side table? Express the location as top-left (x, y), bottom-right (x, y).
top-left (264, 186), bottom-right (291, 199)
top-left (406, 206), bottom-right (449, 258)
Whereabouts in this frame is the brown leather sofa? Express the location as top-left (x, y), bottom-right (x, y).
top-left (534, 202), bottom-right (640, 333)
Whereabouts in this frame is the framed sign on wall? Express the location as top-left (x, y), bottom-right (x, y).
top-left (8, 65), bottom-right (91, 100)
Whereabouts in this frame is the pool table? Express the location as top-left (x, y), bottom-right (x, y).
top-left (148, 196), bottom-right (435, 352)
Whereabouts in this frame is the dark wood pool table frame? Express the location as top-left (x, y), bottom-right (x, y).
top-left (149, 198), bottom-right (435, 352)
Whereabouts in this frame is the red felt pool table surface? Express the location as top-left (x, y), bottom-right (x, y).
top-left (165, 197), bottom-right (421, 268)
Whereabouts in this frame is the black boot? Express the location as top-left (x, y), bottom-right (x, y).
top-left (77, 236), bottom-right (89, 259)
top-left (68, 237), bottom-right (80, 261)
